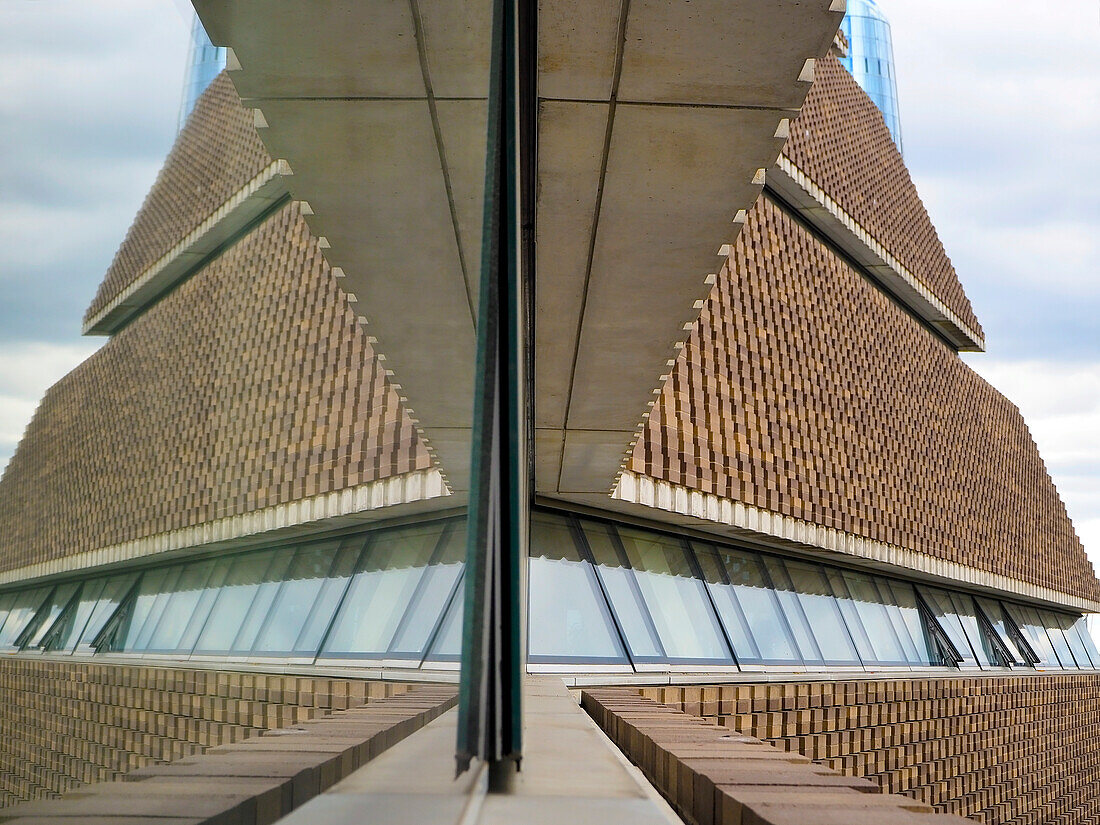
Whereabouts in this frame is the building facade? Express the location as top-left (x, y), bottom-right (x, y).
top-left (0, 3), bottom-right (1096, 823)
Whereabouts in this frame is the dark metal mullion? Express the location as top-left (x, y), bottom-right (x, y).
top-left (810, 563), bottom-right (864, 666)
top-left (61, 578), bottom-right (110, 654)
top-left (606, 526), bottom-right (668, 660)
top-left (870, 577), bottom-right (921, 665)
top-left (681, 539), bottom-right (738, 666)
top-left (1000, 602), bottom-right (1040, 665)
top-left (419, 568), bottom-right (467, 667)
top-left (310, 534), bottom-right (377, 663)
top-left (570, 517), bottom-right (636, 669)
top-left (973, 599), bottom-right (1018, 667)
top-left (386, 523), bottom-right (456, 656)
top-left (914, 591), bottom-right (963, 666)
top-left (93, 575), bottom-right (144, 653)
top-left (39, 583), bottom-right (86, 652)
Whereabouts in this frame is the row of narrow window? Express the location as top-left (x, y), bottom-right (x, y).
top-left (0, 510), bottom-right (1095, 673)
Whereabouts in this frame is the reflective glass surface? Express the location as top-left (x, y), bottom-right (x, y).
top-left (0, 508), bottom-right (1094, 677)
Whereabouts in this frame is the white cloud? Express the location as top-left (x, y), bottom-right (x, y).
top-left (0, 341), bottom-right (101, 473)
top-left (964, 356), bottom-right (1100, 567)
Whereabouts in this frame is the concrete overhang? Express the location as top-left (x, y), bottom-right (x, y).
top-left (193, 0), bottom-right (844, 499)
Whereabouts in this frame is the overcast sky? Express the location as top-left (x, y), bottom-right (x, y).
top-left (0, 1), bottom-right (1098, 568)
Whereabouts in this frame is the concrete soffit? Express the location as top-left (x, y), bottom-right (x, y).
top-left (608, 470), bottom-right (1100, 614)
top-left (768, 155), bottom-right (986, 352)
top-left (192, 0), bottom-right (848, 501)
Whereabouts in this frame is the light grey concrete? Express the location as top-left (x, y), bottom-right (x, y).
top-left (273, 677), bottom-right (683, 824)
top-left (194, 0), bottom-right (845, 502)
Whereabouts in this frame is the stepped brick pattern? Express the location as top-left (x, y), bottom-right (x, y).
top-left (584, 688), bottom-right (970, 825)
top-left (646, 677), bottom-right (1100, 825)
top-left (631, 195), bottom-right (1098, 602)
top-left (0, 658), bottom-right (436, 808)
top-left (85, 73), bottom-right (272, 324)
top-left (0, 202), bottom-right (432, 573)
top-left (781, 55), bottom-right (981, 337)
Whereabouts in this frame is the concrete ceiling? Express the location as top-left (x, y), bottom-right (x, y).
top-left (194, 0), bottom-right (843, 501)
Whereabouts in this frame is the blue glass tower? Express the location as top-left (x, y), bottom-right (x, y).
top-left (178, 14), bottom-right (227, 131)
top-left (839, 0), bottom-right (903, 154)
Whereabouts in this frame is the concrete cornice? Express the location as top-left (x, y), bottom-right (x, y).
top-left (83, 160), bottom-right (292, 336)
top-left (768, 156), bottom-right (985, 352)
top-left (0, 469), bottom-right (449, 587)
top-left (613, 471), bottom-right (1100, 613)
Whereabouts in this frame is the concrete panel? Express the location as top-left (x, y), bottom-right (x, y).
top-left (252, 98), bottom-right (479, 489)
top-left (618, 0), bottom-right (844, 107)
top-left (435, 99), bottom-right (489, 306)
top-left (567, 104), bottom-right (784, 432)
top-left (419, 0), bottom-right (493, 99)
top-left (196, 0), bottom-right (424, 99)
top-left (558, 430), bottom-right (636, 494)
top-left (534, 101), bottom-right (609, 429)
top-left (538, 0), bottom-right (621, 101)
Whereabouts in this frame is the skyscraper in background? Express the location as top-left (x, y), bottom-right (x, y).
top-left (178, 14), bottom-right (226, 130)
top-left (839, 0), bottom-right (903, 154)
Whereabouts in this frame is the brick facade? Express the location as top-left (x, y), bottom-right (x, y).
top-left (631, 195), bottom-right (1099, 602)
top-left (0, 658), bottom-right (422, 808)
top-left (85, 73), bottom-right (272, 324)
top-left (0, 202), bottom-right (432, 573)
top-left (781, 55), bottom-right (981, 337)
top-left (648, 677), bottom-right (1100, 824)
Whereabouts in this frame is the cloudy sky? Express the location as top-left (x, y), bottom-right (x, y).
top-left (1, 1), bottom-right (1098, 567)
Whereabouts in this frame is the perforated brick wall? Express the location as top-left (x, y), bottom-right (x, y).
top-left (630, 195), bottom-right (1098, 602)
top-left (781, 55), bottom-right (981, 337)
top-left (0, 658), bottom-right (420, 808)
top-left (85, 73), bottom-right (272, 324)
top-left (0, 202), bottom-right (432, 572)
top-left (647, 676), bottom-right (1100, 824)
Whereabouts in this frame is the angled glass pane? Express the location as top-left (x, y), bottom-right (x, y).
top-left (389, 523), bottom-right (467, 658)
top-left (768, 557), bottom-right (859, 666)
top-left (830, 569), bottom-right (910, 666)
top-left (581, 521), bottom-right (663, 660)
top-left (45, 578), bottom-right (107, 653)
top-left (0, 592), bottom-right (17, 635)
top-left (77, 574), bottom-right (138, 652)
top-left (124, 566), bottom-right (185, 651)
top-left (916, 586), bottom-right (979, 667)
top-left (947, 592), bottom-right (998, 668)
top-left (885, 581), bottom-right (935, 665)
top-left (251, 539), bottom-right (349, 656)
top-left (1004, 603), bottom-right (1061, 668)
top-left (612, 525), bottom-right (731, 663)
top-left (425, 577), bottom-right (464, 662)
top-left (527, 513), bottom-right (626, 664)
top-left (693, 541), bottom-right (799, 666)
top-left (975, 598), bottom-right (1026, 664)
top-left (143, 558), bottom-right (223, 653)
top-left (0, 587), bottom-right (53, 648)
top-left (194, 550), bottom-right (284, 654)
top-left (1053, 612), bottom-right (1092, 668)
top-left (293, 537), bottom-right (368, 655)
top-left (22, 582), bottom-right (80, 649)
top-left (321, 521), bottom-right (449, 658)
top-left (227, 545), bottom-right (296, 654)
top-left (759, 556), bottom-right (823, 664)
top-left (1068, 615), bottom-right (1100, 668)
top-left (1039, 609), bottom-right (1080, 668)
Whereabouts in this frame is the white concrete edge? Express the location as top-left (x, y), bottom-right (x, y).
top-left (769, 156), bottom-right (985, 352)
top-left (83, 160), bottom-right (292, 335)
top-left (0, 468), bottom-right (450, 586)
top-left (612, 470), bottom-right (1100, 613)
